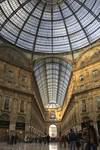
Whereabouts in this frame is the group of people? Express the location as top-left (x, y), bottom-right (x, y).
top-left (6, 121), bottom-right (99, 150)
top-left (24, 134), bottom-right (50, 144)
top-left (60, 122), bottom-right (99, 150)
top-left (24, 122), bottom-right (99, 150)
top-left (7, 134), bottom-right (18, 145)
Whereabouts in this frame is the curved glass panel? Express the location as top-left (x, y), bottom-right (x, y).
top-left (33, 57), bottom-right (72, 108)
top-left (0, 0), bottom-right (100, 53)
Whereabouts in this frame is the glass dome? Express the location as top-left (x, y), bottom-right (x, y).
top-left (0, 0), bottom-right (100, 53)
top-left (33, 57), bottom-right (72, 108)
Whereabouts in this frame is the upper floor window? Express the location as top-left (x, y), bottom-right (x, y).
top-left (50, 111), bottom-right (56, 119)
top-left (21, 75), bottom-right (28, 83)
top-left (20, 100), bottom-right (24, 113)
top-left (4, 96), bottom-right (10, 111)
top-left (5, 65), bottom-right (14, 81)
top-left (22, 76), bottom-right (27, 82)
top-left (92, 69), bottom-right (99, 77)
top-left (81, 99), bottom-right (87, 112)
top-left (96, 96), bottom-right (100, 110)
top-left (8, 70), bottom-right (14, 78)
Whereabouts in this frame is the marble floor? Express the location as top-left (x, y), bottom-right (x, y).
top-left (0, 143), bottom-right (65, 150)
top-left (0, 143), bottom-right (100, 150)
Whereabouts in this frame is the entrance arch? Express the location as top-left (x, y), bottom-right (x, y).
top-left (49, 124), bottom-right (57, 138)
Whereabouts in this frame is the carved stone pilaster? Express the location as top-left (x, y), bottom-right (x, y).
top-left (25, 99), bottom-right (32, 135)
top-left (9, 98), bottom-right (17, 134)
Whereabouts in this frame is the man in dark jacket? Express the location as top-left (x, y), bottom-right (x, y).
top-left (86, 124), bottom-right (98, 150)
top-left (68, 129), bottom-right (77, 150)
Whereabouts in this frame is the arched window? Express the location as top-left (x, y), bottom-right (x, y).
top-left (49, 124), bottom-right (57, 138)
top-left (4, 96), bottom-right (10, 110)
top-left (20, 100), bottom-right (24, 113)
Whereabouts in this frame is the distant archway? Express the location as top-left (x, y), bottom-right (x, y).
top-left (49, 124), bottom-right (57, 138)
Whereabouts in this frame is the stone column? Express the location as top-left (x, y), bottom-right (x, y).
top-left (25, 98), bottom-right (32, 137)
top-left (0, 93), bottom-right (3, 114)
top-left (9, 97), bottom-right (17, 136)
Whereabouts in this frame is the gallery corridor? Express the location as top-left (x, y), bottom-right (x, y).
top-left (0, 1), bottom-right (100, 150)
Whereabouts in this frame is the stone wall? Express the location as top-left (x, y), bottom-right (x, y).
top-left (0, 45), bottom-right (45, 141)
top-left (61, 48), bottom-right (100, 134)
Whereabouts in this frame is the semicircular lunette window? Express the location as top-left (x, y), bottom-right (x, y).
top-left (33, 57), bottom-right (72, 109)
top-left (0, 0), bottom-right (100, 53)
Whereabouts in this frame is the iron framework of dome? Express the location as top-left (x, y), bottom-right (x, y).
top-left (0, 0), bottom-right (100, 53)
top-left (33, 57), bottom-right (72, 108)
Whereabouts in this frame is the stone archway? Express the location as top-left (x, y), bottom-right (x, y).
top-left (49, 124), bottom-right (57, 138)
top-left (0, 113), bottom-right (10, 142)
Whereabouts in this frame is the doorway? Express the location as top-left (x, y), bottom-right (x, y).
top-left (49, 124), bottom-right (57, 138)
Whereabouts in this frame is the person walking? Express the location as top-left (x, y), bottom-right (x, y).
top-left (76, 131), bottom-right (81, 150)
top-left (82, 121), bottom-right (98, 150)
top-left (67, 129), bottom-right (77, 150)
top-left (86, 123), bottom-right (98, 150)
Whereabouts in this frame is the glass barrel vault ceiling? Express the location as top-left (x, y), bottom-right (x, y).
top-left (0, 0), bottom-right (100, 53)
top-left (33, 58), bottom-right (72, 108)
